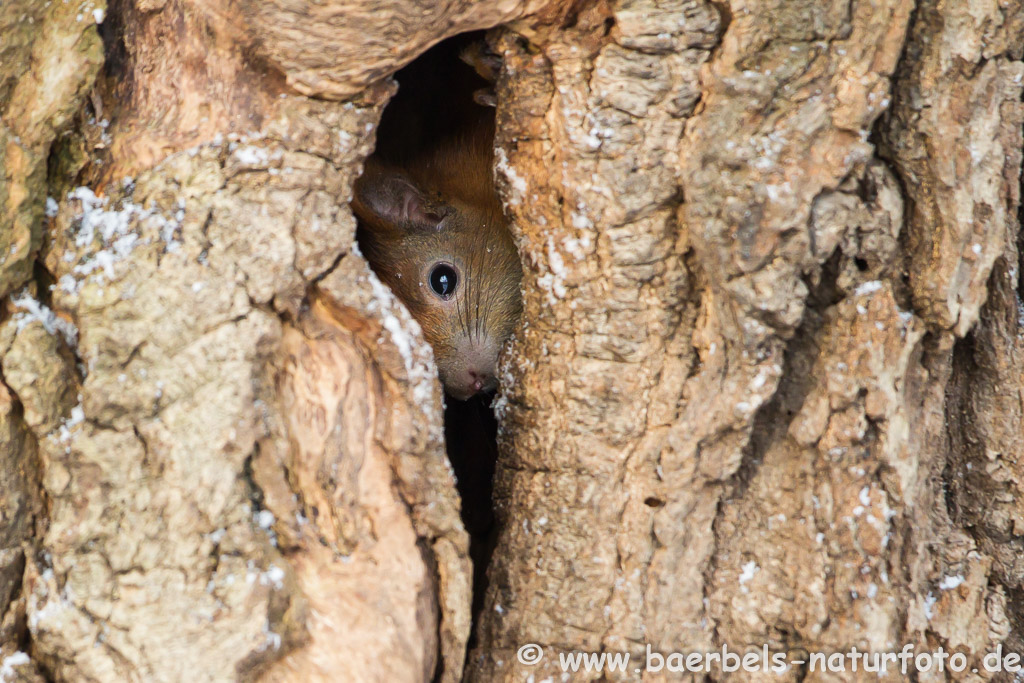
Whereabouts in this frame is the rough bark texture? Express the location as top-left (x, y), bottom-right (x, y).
top-left (470, 0), bottom-right (1024, 679)
top-left (0, 0), bottom-right (551, 681)
top-left (1, 0), bottom-right (1023, 681)
top-left (1, 3), bottom-right (104, 681)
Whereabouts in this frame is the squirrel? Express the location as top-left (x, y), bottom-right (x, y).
top-left (352, 40), bottom-right (521, 401)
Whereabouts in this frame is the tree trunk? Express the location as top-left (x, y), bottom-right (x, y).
top-left (1, 0), bottom-right (1022, 682)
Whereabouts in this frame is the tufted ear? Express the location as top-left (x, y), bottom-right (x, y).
top-left (353, 160), bottom-right (448, 233)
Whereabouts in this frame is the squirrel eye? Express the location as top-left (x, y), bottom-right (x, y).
top-left (428, 263), bottom-right (458, 300)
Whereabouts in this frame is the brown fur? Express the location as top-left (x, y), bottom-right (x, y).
top-left (353, 119), bottom-right (522, 399)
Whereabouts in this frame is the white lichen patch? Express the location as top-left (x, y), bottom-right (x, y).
top-left (535, 273), bottom-right (567, 305)
top-left (533, 237), bottom-right (569, 306)
top-left (0, 652), bottom-right (30, 681)
top-left (11, 290), bottom-right (78, 348)
top-left (232, 146), bottom-right (270, 166)
top-left (27, 570), bottom-right (75, 634)
top-left (363, 266), bottom-right (438, 406)
top-left (923, 592), bottom-right (937, 619)
top-left (62, 186), bottom-right (185, 294)
top-left (938, 574), bottom-right (964, 590)
top-left (56, 402), bottom-right (85, 442)
top-left (546, 236), bottom-right (567, 280)
top-left (494, 148), bottom-right (527, 207)
top-left (255, 510), bottom-right (275, 529)
top-left (569, 210), bottom-right (593, 231)
top-left (258, 621), bottom-right (283, 652)
top-left (854, 280), bottom-right (883, 297)
top-left (738, 561), bottom-right (759, 593)
top-left (260, 564), bottom-right (286, 590)
top-left (491, 333), bottom-right (520, 423)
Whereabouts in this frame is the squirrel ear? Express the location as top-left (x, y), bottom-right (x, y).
top-left (353, 162), bottom-right (447, 232)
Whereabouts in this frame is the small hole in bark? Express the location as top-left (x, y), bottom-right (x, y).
top-left (644, 497), bottom-right (665, 508)
top-left (97, 0), bottom-right (129, 80)
top-left (854, 257), bottom-right (868, 271)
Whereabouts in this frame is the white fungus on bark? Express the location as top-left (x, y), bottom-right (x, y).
top-left (11, 290), bottom-right (79, 348)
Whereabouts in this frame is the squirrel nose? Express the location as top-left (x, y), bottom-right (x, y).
top-left (445, 339), bottom-right (499, 399)
top-left (467, 369), bottom-right (488, 393)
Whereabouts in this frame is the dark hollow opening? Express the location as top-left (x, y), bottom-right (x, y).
top-left (354, 32), bottom-right (502, 650)
top-left (373, 34), bottom-right (494, 165)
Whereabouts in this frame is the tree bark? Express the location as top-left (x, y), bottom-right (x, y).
top-left (470, 0), bottom-right (1024, 679)
top-left (1, 0), bottom-right (1023, 681)
top-left (1, 0), bottom-right (539, 680)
